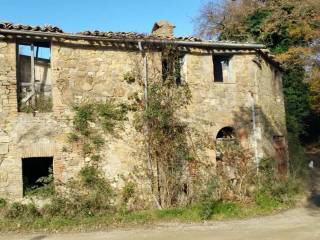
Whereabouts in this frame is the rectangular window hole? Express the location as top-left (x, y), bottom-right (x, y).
top-left (162, 52), bottom-right (185, 85)
top-left (17, 41), bottom-right (52, 113)
top-left (213, 55), bottom-right (231, 82)
top-left (22, 157), bottom-right (53, 196)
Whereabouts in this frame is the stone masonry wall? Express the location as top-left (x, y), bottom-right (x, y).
top-left (0, 38), bottom-right (287, 200)
top-left (0, 38), bottom-right (20, 199)
top-left (183, 54), bottom-right (260, 163)
top-left (50, 42), bottom-right (149, 185)
top-left (255, 57), bottom-right (287, 162)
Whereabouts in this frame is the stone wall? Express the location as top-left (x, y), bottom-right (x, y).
top-left (0, 38), bottom-right (19, 199)
top-left (50, 42), bottom-right (149, 184)
top-left (0, 38), bottom-right (287, 200)
top-left (255, 57), bottom-right (288, 166)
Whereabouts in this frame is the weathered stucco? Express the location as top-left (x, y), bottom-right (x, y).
top-left (0, 36), bottom-right (287, 200)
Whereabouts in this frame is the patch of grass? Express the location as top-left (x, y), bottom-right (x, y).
top-left (117, 210), bottom-right (154, 224)
top-left (156, 208), bottom-right (185, 219)
top-left (0, 198), bottom-right (298, 233)
top-left (255, 191), bottom-right (281, 210)
top-left (198, 201), bottom-right (240, 220)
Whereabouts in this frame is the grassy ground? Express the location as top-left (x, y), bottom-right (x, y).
top-left (0, 196), bottom-right (303, 233)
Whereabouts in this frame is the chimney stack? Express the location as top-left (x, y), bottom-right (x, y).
top-left (151, 20), bottom-right (175, 38)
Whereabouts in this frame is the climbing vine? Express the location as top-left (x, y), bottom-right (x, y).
top-left (69, 101), bottom-right (128, 163)
top-left (132, 46), bottom-right (205, 208)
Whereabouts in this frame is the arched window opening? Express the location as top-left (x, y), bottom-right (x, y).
top-left (216, 127), bottom-right (236, 139)
top-left (216, 127), bottom-right (236, 161)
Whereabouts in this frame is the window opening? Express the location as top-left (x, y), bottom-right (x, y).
top-left (162, 51), bottom-right (185, 85)
top-left (17, 41), bottom-right (52, 113)
top-left (216, 127), bottom-right (236, 161)
top-left (213, 55), bottom-right (231, 82)
top-left (22, 157), bottom-right (53, 196)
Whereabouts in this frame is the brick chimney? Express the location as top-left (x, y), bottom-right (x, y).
top-left (151, 20), bottom-right (175, 38)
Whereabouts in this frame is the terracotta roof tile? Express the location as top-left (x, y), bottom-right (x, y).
top-left (77, 30), bottom-right (203, 42)
top-left (0, 22), bottom-right (63, 33)
top-left (0, 22), bottom-right (204, 42)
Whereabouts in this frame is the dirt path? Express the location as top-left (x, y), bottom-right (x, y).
top-left (1, 207), bottom-right (320, 240)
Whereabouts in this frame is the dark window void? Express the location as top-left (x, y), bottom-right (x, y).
top-left (17, 41), bottom-right (52, 113)
top-left (216, 127), bottom-right (236, 161)
top-left (22, 157), bottom-right (53, 195)
top-left (216, 127), bottom-right (236, 139)
top-left (213, 55), bottom-right (231, 82)
top-left (162, 52), bottom-right (185, 85)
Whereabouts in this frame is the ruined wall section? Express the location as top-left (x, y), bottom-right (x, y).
top-left (183, 53), bottom-right (257, 164)
top-left (0, 39), bottom-right (17, 116)
top-left (0, 37), bottom-right (288, 199)
top-left (0, 38), bottom-right (20, 199)
top-left (255, 57), bottom-right (287, 160)
top-left (50, 41), bottom-right (151, 185)
top-left (0, 38), bottom-right (61, 199)
top-left (183, 52), bottom-right (287, 165)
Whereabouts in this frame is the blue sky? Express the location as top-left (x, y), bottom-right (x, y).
top-left (0, 0), bottom-right (207, 37)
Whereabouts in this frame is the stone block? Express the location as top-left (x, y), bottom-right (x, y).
top-left (0, 143), bottom-right (8, 154)
top-left (0, 134), bottom-right (10, 143)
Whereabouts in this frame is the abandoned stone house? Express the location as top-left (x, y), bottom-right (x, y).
top-left (0, 21), bottom-right (288, 200)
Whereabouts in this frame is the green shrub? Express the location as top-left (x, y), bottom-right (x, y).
top-left (122, 182), bottom-right (136, 204)
top-left (201, 177), bottom-right (219, 201)
top-left (123, 72), bottom-right (135, 84)
top-left (69, 166), bottom-right (115, 215)
top-left (25, 184), bottom-right (55, 198)
top-left (0, 198), bottom-right (7, 209)
top-left (82, 143), bottom-right (93, 155)
top-left (79, 166), bottom-right (100, 186)
top-left (42, 166), bottom-right (115, 218)
top-left (24, 167), bottom-right (54, 198)
top-left (42, 197), bottom-right (69, 217)
top-left (91, 135), bottom-right (105, 149)
top-left (257, 158), bottom-right (303, 205)
top-left (96, 102), bottom-right (127, 134)
top-left (68, 132), bottom-right (80, 142)
top-left (73, 104), bottom-right (94, 136)
top-left (19, 102), bottom-right (33, 113)
top-left (6, 202), bottom-right (26, 218)
top-left (6, 202), bottom-right (40, 219)
top-left (91, 155), bottom-right (100, 162)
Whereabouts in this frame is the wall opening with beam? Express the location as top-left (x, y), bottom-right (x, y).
top-left (16, 41), bottom-right (52, 113)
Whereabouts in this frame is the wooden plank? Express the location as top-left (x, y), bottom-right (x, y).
top-left (30, 43), bottom-right (35, 106)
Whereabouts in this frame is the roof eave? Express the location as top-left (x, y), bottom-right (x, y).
top-left (0, 29), bottom-right (265, 50)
